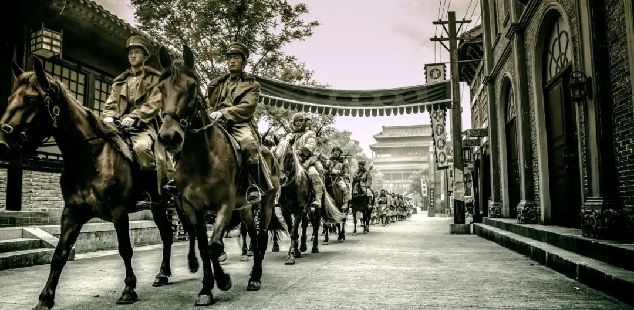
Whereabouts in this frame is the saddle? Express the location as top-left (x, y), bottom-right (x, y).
top-left (215, 122), bottom-right (243, 168)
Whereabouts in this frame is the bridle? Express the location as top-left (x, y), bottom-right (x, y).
top-left (160, 71), bottom-right (217, 134)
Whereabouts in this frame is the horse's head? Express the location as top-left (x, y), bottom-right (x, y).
top-left (0, 58), bottom-right (61, 157)
top-left (157, 45), bottom-right (202, 153)
top-left (274, 140), bottom-right (303, 187)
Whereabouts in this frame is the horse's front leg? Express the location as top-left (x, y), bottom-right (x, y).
top-left (246, 197), bottom-right (273, 291)
top-left (175, 202), bottom-right (199, 273)
top-left (352, 208), bottom-right (358, 235)
top-left (311, 210), bottom-right (321, 253)
top-left (34, 207), bottom-right (89, 310)
top-left (323, 223), bottom-right (329, 245)
top-left (240, 222), bottom-right (249, 261)
top-left (208, 202), bottom-right (233, 292)
top-left (112, 209), bottom-right (138, 305)
top-left (187, 208), bottom-right (215, 306)
top-left (282, 209), bottom-right (296, 264)
top-left (150, 205), bottom-right (173, 287)
top-left (300, 214), bottom-right (308, 252)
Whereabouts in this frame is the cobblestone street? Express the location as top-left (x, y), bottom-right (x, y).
top-left (0, 213), bottom-right (630, 309)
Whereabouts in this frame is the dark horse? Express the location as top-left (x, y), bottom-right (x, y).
top-left (156, 46), bottom-right (283, 306)
top-left (323, 173), bottom-right (350, 244)
top-left (274, 139), bottom-right (345, 265)
top-left (350, 186), bottom-right (375, 234)
top-left (0, 58), bottom-right (198, 309)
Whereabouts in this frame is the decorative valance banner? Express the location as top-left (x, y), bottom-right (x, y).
top-left (255, 75), bottom-right (452, 117)
top-left (430, 108), bottom-right (450, 170)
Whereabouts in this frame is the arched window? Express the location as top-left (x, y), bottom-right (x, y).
top-left (544, 14), bottom-right (572, 82)
top-left (505, 88), bottom-right (516, 123)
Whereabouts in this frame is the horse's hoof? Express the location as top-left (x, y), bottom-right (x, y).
top-left (285, 257), bottom-right (296, 265)
top-left (152, 274), bottom-right (169, 287)
top-left (247, 250), bottom-right (254, 257)
top-left (272, 244), bottom-right (280, 252)
top-left (115, 289), bottom-right (138, 304)
top-left (240, 254), bottom-right (249, 261)
top-left (294, 251), bottom-right (302, 258)
top-left (311, 247), bottom-right (319, 254)
top-left (195, 294), bottom-right (213, 306)
top-left (299, 244), bottom-right (307, 252)
top-left (188, 257), bottom-right (200, 273)
top-left (32, 302), bottom-right (53, 310)
top-left (247, 280), bottom-right (261, 291)
top-left (217, 274), bottom-right (232, 291)
top-left (322, 240), bottom-right (329, 245)
top-left (363, 230), bottom-right (368, 234)
top-left (352, 231), bottom-right (357, 235)
top-left (218, 251), bottom-right (227, 263)
top-left (337, 239), bottom-right (344, 243)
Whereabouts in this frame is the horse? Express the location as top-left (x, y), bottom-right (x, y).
top-left (274, 138), bottom-right (345, 265)
top-left (0, 58), bottom-right (199, 309)
top-left (155, 45), bottom-right (284, 306)
top-left (350, 185), bottom-right (375, 234)
top-left (323, 172), bottom-right (350, 244)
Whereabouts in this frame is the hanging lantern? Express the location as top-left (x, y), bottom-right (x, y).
top-left (30, 26), bottom-right (62, 59)
top-left (569, 71), bottom-right (592, 105)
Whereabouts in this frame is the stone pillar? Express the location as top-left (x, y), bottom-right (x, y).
top-left (481, 0), bottom-right (502, 217)
top-left (578, 0), bottom-right (622, 238)
top-left (509, 2), bottom-right (538, 224)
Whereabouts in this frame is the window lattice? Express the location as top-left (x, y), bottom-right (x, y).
top-left (93, 78), bottom-right (112, 116)
top-left (44, 60), bottom-right (86, 105)
top-left (545, 15), bottom-right (572, 82)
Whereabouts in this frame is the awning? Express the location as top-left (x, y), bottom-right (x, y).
top-left (255, 75), bottom-right (452, 117)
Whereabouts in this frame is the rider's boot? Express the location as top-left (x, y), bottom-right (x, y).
top-left (246, 157), bottom-right (273, 204)
top-left (310, 176), bottom-right (323, 212)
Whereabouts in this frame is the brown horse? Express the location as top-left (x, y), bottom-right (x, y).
top-left (156, 45), bottom-right (283, 306)
top-left (0, 58), bottom-right (198, 309)
top-left (274, 138), bottom-right (345, 265)
top-left (323, 173), bottom-right (350, 243)
top-left (351, 187), bottom-right (375, 234)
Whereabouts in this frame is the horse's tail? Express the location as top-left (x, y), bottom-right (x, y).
top-left (267, 209), bottom-right (288, 237)
top-left (321, 191), bottom-right (346, 224)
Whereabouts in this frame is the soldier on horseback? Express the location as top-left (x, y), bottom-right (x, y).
top-left (206, 42), bottom-right (274, 203)
top-left (352, 160), bottom-right (372, 197)
top-left (282, 112), bottom-right (325, 210)
top-left (103, 35), bottom-right (170, 204)
top-left (324, 146), bottom-right (350, 200)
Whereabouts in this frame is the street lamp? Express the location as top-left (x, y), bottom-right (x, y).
top-left (569, 71), bottom-right (592, 104)
top-left (30, 25), bottom-right (62, 59)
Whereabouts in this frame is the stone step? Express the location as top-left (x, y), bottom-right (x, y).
top-left (0, 238), bottom-right (42, 253)
top-left (483, 218), bottom-right (634, 271)
top-left (0, 248), bottom-right (55, 271)
top-left (0, 227), bottom-right (23, 241)
top-left (475, 223), bottom-right (634, 305)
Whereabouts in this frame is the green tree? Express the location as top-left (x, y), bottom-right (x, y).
top-left (131, 0), bottom-right (319, 84)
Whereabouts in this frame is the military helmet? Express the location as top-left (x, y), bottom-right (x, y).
top-left (292, 112), bottom-right (306, 122)
top-left (331, 146), bottom-right (342, 154)
top-left (126, 35), bottom-right (151, 57)
top-left (226, 42), bottom-right (249, 60)
top-left (358, 160), bottom-right (366, 166)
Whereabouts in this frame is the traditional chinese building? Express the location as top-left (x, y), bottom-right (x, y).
top-left (1, 0), bottom-right (159, 218)
top-left (369, 125), bottom-right (433, 195)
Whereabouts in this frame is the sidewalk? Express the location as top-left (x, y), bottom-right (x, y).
top-left (0, 213), bottom-right (630, 309)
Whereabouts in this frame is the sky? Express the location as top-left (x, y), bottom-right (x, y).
top-left (95, 0), bottom-right (480, 156)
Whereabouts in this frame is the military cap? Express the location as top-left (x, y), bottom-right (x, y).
top-left (226, 42), bottom-right (249, 60)
top-left (358, 160), bottom-right (366, 166)
top-left (126, 35), bottom-right (151, 57)
top-left (331, 146), bottom-right (342, 153)
top-left (293, 112), bottom-right (307, 122)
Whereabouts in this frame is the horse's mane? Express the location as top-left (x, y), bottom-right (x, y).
top-left (19, 71), bottom-right (134, 162)
top-left (275, 138), bottom-right (304, 184)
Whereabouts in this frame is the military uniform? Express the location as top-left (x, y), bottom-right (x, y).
top-left (104, 36), bottom-right (163, 172)
top-left (325, 147), bottom-right (351, 201)
top-left (377, 190), bottom-right (388, 225)
top-left (352, 162), bottom-right (372, 197)
top-left (281, 113), bottom-right (325, 208)
top-left (206, 43), bottom-right (273, 198)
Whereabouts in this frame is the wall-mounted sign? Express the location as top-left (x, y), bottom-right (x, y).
top-left (424, 63), bottom-right (447, 83)
top-left (466, 128), bottom-right (487, 137)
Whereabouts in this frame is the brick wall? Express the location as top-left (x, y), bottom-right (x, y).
top-left (606, 0), bottom-right (634, 237)
top-left (0, 168), bottom-right (6, 211)
top-left (0, 169), bottom-right (64, 211)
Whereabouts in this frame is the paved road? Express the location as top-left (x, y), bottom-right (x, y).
top-left (0, 213), bottom-right (630, 309)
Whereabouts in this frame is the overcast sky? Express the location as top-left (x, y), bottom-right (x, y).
top-left (95, 0), bottom-right (479, 156)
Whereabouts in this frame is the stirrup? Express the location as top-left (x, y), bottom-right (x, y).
top-left (246, 185), bottom-right (262, 205)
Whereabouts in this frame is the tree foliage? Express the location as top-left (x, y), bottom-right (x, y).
top-left (131, 0), bottom-right (319, 84)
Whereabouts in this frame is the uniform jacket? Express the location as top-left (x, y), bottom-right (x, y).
top-left (326, 156), bottom-right (349, 176)
top-left (103, 67), bottom-right (162, 123)
top-left (207, 73), bottom-right (260, 127)
top-left (284, 129), bottom-right (317, 156)
top-left (353, 168), bottom-right (372, 188)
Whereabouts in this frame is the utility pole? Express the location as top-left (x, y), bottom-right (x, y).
top-left (431, 11), bottom-right (471, 224)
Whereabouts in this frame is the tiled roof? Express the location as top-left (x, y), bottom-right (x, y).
top-left (369, 141), bottom-right (430, 149)
top-left (373, 125), bottom-right (432, 138)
